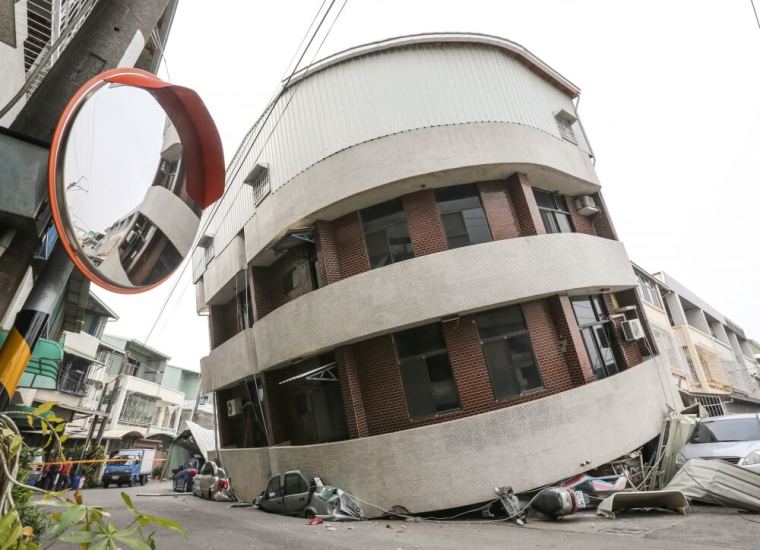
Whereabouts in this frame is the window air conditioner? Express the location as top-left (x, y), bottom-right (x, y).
top-left (574, 196), bottom-right (599, 217)
top-left (621, 319), bottom-right (645, 342)
top-left (227, 397), bottom-right (243, 417)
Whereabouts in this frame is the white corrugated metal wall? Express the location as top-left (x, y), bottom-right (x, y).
top-left (193, 41), bottom-right (591, 282)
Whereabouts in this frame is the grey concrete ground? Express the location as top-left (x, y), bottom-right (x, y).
top-left (48, 482), bottom-right (760, 549)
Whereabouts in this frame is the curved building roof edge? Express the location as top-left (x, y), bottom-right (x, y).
top-left (285, 32), bottom-right (581, 96)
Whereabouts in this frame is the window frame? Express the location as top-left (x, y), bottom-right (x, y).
top-left (434, 185), bottom-right (492, 249)
top-left (393, 324), bottom-right (460, 421)
top-left (474, 306), bottom-right (544, 400)
top-left (571, 295), bottom-right (620, 379)
top-left (534, 189), bottom-right (575, 234)
top-left (359, 199), bottom-right (414, 269)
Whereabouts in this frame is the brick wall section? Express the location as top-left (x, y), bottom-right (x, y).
top-left (506, 173), bottom-right (545, 236)
top-left (403, 189), bottom-right (448, 256)
top-left (209, 300), bottom-right (239, 349)
top-left (544, 296), bottom-right (595, 385)
top-left (477, 181), bottom-right (521, 240)
top-left (250, 267), bottom-right (273, 321)
top-left (314, 220), bottom-right (341, 285)
top-left (353, 298), bottom-right (589, 437)
top-left (565, 194), bottom-right (596, 236)
top-left (335, 345), bottom-right (369, 438)
top-left (267, 252), bottom-right (314, 311)
top-left (603, 290), bottom-right (652, 368)
top-left (523, 298), bottom-right (584, 389)
top-left (354, 335), bottom-right (410, 436)
top-left (591, 192), bottom-right (617, 240)
top-left (333, 212), bottom-right (370, 279)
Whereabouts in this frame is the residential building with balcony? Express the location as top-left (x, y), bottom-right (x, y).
top-left (87, 335), bottom-right (183, 448)
top-left (193, 33), bottom-right (680, 512)
top-left (160, 364), bottom-right (214, 431)
top-left (649, 271), bottom-right (760, 415)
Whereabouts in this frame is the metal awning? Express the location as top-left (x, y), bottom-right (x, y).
top-left (279, 363), bottom-right (338, 385)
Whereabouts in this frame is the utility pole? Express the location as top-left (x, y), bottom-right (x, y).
top-left (94, 375), bottom-right (121, 447)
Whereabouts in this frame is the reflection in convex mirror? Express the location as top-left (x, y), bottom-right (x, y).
top-left (59, 83), bottom-right (200, 290)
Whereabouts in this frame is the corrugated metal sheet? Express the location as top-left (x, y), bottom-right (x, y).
top-left (194, 41), bottom-right (591, 279)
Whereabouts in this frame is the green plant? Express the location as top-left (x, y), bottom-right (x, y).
top-left (0, 403), bottom-right (185, 549)
top-left (151, 466), bottom-right (162, 479)
top-left (11, 449), bottom-right (48, 541)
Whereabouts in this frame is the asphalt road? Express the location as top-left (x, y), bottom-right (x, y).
top-left (46, 482), bottom-right (760, 549)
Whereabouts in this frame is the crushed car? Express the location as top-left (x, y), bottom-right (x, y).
top-left (676, 413), bottom-right (760, 473)
top-left (192, 460), bottom-right (233, 501)
top-left (255, 470), bottom-right (364, 520)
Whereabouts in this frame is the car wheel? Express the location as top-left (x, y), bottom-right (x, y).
top-left (208, 489), bottom-right (213, 500)
top-left (141, 476), bottom-right (148, 486)
top-left (127, 478), bottom-right (134, 488)
top-left (304, 509), bottom-right (315, 519)
top-left (102, 481), bottom-right (109, 489)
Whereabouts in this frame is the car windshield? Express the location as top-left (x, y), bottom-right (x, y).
top-left (690, 418), bottom-right (760, 443)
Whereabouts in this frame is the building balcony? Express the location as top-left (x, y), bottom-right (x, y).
top-left (201, 233), bottom-right (636, 392)
top-left (62, 330), bottom-right (100, 361)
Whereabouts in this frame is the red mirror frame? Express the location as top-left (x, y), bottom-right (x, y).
top-left (48, 68), bottom-right (224, 294)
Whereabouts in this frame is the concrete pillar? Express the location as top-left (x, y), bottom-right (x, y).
top-left (663, 292), bottom-right (687, 326)
top-left (335, 346), bottom-right (369, 438)
top-left (506, 173), bottom-right (545, 236)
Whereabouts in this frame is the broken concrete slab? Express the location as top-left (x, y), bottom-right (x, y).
top-left (596, 490), bottom-right (689, 519)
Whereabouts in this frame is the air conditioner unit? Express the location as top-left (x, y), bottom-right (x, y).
top-left (574, 196), bottom-right (599, 217)
top-left (621, 319), bottom-right (645, 342)
top-left (227, 397), bottom-right (243, 417)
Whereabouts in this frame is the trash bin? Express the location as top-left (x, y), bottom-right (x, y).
top-left (70, 475), bottom-right (83, 489)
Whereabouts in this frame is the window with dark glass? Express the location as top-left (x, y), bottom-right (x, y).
top-left (360, 199), bottom-right (413, 268)
top-left (435, 185), bottom-right (492, 249)
top-left (534, 189), bottom-right (574, 234)
top-left (394, 323), bottom-right (459, 420)
top-left (571, 295), bottom-right (620, 379)
top-left (475, 306), bottom-right (543, 399)
top-left (282, 267), bottom-right (297, 293)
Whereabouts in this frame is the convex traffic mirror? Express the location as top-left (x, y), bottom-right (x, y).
top-left (49, 68), bottom-right (224, 293)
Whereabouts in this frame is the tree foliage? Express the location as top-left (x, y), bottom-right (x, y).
top-left (0, 404), bottom-right (184, 549)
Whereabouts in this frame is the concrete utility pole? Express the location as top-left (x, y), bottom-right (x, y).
top-left (94, 375), bottom-right (121, 447)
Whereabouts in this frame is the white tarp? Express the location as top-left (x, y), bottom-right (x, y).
top-left (666, 458), bottom-right (760, 512)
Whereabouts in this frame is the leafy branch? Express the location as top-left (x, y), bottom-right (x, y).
top-left (0, 403), bottom-right (185, 549)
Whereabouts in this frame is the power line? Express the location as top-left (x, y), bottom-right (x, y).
top-left (752, 0), bottom-right (760, 31)
top-left (143, 0), bottom-right (348, 345)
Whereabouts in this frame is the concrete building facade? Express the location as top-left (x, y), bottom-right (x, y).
top-left (651, 271), bottom-right (760, 415)
top-left (194, 34), bottom-right (679, 510)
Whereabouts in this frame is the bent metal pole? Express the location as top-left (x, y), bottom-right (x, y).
top-left (0, 243), bottom-right (73, 410)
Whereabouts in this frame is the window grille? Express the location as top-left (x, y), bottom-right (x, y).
top-left (695, 395), bottom-right (725, 417)
top-left (556, 115), bottom-right (577, 144)
top-left (244, 164), bottom-right (270, 206)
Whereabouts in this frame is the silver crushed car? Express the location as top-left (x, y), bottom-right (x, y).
top-left (677, 413), bottom-right (760, 473)
top-left (192, 461), bottom-right (233, 501)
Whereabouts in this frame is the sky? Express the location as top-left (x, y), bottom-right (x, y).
top-left (92, 0), bottom-right (760, 370)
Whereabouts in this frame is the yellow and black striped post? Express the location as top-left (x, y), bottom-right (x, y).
top-left (0, 243), bottom-right (73, 411)
top-left (0, 310), bottom-right (49, 410)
